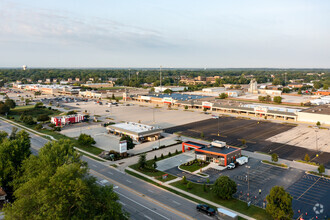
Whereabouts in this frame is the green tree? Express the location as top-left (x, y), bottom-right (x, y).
top-left (181, 176), bottom-right (187, 184)
top-left (316, 121), bottom-right (321, 126)
top-left (154, 155), bottom-right (157, 161)
top-left (184, 105), bottom-right (188, 110)
top-left (4, 99), bottom-right (16, 109)
top-left (120, 135), bottom-right (135, 150)
top-left (273, 96), bottom-right (282, 104)
top-left (9, 127), bottom-right (18, 140)
top-left (213, 176), bottom-right (237, 199)
top-left (203, 183), bottom-right (207, 192)
top-left (34, 102), bottom-right (43, 108)
top-left (163, 89), bottom-right (172, 94)
top-left (35, 124), bottom-right (43, 130)
top-left (168, 152), bottom-right (172, 157)
top-left (258, 96), bottom-right (266, 102)
top-left (4, 139), bottom-right (125, 219)
top-left (318, 164), bottom-right (325, 174)
top-left (304, 153), bottom-right (310, 162)
top-left (161, 153), bottom-right (164, 159)
top-left (241, 139), bottom-right (246, 146)
top-left (200, 131), bottom-right (204, 138)
top-left (138, 153), bottom-right (147, 169)
top-left (298, 88), bottom-right (302, 94)
top-left (266, 186), bottom-right (293, 220)
top-left (0, 130), bottom-right (31, 200)
top-left (219, 93), bottom-right (228, 99)
top-left (271, 153), bottom-right (279, 162)
top-left (37, 114), bottom-right (50, 122)
top-left (323, 84), bottom-right (329, 90)
top-left (0, 102), bottom-right (10, 115)
top-left (313, 81), bottom-right (322, 90)
top-left (152, 161), bottom-right (157, 170)
top-left (112, 93), bottom-right (116, 100)
top-left (78, 133), bottom-right (96, 147)
top-left (0, 131), bottom-right (8, 141)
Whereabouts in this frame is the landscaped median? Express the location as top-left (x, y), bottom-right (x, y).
top-left (179, 159), bottom-right (209, 172)
top-left (127, 154), bottom-right (272, 220)
top-left (261, 160), bottom-right (288, 168)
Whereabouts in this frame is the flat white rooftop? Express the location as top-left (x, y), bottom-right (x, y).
top-left (110, 122), bottom-right (159, 133)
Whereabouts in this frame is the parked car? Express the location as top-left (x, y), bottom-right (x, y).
top-left (152, 145), bottom-right (159, 150)
top-left (105, 110), bottom-right (109, 112)
top-left (227, 163), bottom-right (236, 170)
top-left (196, 204), bottom-right (216, 216)
top-left (212, 115), bottom-right (219, 119)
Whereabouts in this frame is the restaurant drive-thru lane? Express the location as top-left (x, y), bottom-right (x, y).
top-left (0, 119), bottom-right (212, 220)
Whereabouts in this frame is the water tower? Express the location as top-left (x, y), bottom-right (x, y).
top-left (22, 65), bottom-right (27, 71)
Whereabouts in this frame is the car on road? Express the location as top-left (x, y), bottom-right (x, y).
top-left (212, 115), bottom-right (219, 119)
top-left (196, 204), bottom-right (216, 216)
top-left (105, 110), bottom-right (109, 112)
top-left (152, 145), bottom-right (159, 150)
top-left (227, 163), bottom-right (235, 170)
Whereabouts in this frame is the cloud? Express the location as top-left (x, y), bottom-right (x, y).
top-left (0, 2), bottom-right (174, 51)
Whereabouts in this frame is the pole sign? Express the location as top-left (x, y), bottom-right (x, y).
top-left (119, 140), bottom-right (127, 153)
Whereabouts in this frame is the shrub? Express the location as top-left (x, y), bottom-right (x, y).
top-left (154, 155), bottom-right (157, 161)
top-left (304, 154), bottom-right (310, 162)
top-left (37, 114), bottom-right (50, 122)
top-left (184, 105), bottom-right (188, 110)
top-left (78, 134), bottom-right (96, 147)
top-left (35, 124), bottom-right (43, 130)
top-left (181, 176), bottom-right (187, 184)
top-left (318, 164), bottom-right (325, 174)
top-left (271, 153), bottom-right (278, 162)
top-left (168, 152), bottom-right (172, 157)
top-left (161, 153), bottom-right (164, 159)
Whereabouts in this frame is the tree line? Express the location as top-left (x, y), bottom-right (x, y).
top-left (0, 128), bottom-right (127, 219)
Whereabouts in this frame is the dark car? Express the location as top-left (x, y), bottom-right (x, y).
top-left (196, 204), bottom-right (216, 216)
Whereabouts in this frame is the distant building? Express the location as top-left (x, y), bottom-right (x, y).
top-left (51, 114), bottom-right (86, 127)
top-left (288, 83), bottom-right (304, 88)
top-left (75, 77), bottom-right (80, 82)
top-left (248, 79), bottom-right (258, 94)
top-left (81, 83), bottom-right (114, 88)
top-left (154, 86), bottom-right (186, 93)
top-left (312, 90), bottom-right (330, 96)
top-left (22, 65), bottom-right (27, 71)
top-left (68, 78), bottom-right (73, 82)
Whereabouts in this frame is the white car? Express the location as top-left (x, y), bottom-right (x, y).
top-left (152, 146), bottom-right (159, 150)
top-left (227, 163), bottom-right (235, 170)
top-left (212, 115), bottom-right (219, 119)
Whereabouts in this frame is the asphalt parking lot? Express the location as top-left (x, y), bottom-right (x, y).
top-left (286, 174), bottom-right (330, 219)
top-left (166, 117), bottom-right (330, 168)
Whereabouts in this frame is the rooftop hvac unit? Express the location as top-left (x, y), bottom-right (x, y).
top-left (211, 140), bottom-right (226, 148)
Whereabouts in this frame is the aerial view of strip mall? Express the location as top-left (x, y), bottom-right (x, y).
top-left (0, 1), bottom-right (329, 220)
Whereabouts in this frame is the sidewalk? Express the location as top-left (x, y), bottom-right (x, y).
top-left (126, 167), bottom-right (255, 220)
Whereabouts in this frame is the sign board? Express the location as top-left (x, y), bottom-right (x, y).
top-left (163, 97), bottom-right (173, 104)
top-left (202, 101), bottom-right (213, 108)
top-left (140, 96), bottom-right (151, 100)
top-left (254, 106), bottom-right (268, 113)
top-left (119, 140), bottom-right (127, 153)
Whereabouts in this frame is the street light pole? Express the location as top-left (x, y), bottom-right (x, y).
top-left (315, 129), bottom-right (318, 152)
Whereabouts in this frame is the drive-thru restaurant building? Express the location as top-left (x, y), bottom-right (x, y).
top-left (182, 140), bottom-right (241, 166)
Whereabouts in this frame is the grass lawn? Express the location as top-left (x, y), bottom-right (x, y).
top-left (179, 160), bottom-right (209, 172)
top-left (129, 152), bottom-right (181, 182)
top-left (171, 181), bottom-right (272, 220)
top-left (262, 160), bottom-right (288, 168)
top-left (5, 106), bottom-right (104, 156)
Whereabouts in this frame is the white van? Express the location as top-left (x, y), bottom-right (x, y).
top-left (236, 156), bottom-right (248, 165)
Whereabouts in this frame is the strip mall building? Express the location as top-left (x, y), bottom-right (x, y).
top-left (182, 140), bottom-right (241, 166)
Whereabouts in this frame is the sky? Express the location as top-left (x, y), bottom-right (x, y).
top-left (0, 0), bottom-right (329, 68)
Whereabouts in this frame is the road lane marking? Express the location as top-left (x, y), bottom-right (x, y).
top-left (92, 164), bottom-right (97, 168)
top-left (126, 180), bottom-right (132, 183)
top-left (116, 191), bottom-right (169, 220)
top-left (89, 169), bottom-right (194, 220)
top-left (148, 190), bottom-right (154, 193)
top-left (173, 200), bottom-right (181, 205)
top-left (119, 201), bottom-right (126, 206)
top-left (143, 215), bottom-right (152, 220)
top-left (108, 171), bottom-right (113, 175)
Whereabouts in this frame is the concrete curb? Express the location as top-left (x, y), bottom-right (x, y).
top-left (126, 167), bottom-right (255, 220)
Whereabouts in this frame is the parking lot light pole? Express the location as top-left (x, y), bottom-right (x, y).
top-left (315, 129), bottom-right (318, 152)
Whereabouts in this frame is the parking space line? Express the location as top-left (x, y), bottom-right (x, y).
top-left (297, 177), bottom-right (321, 200)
